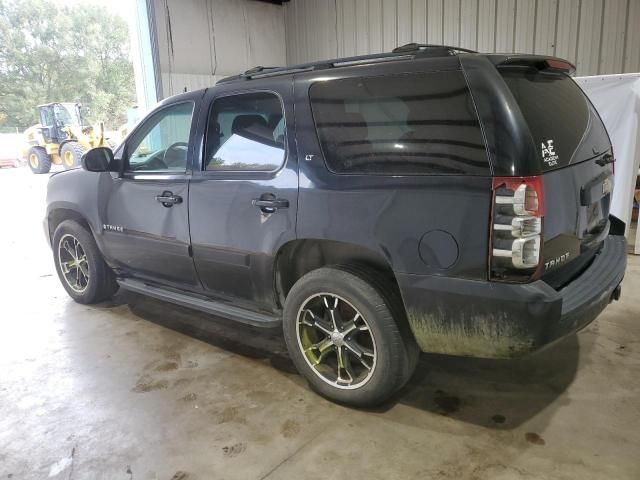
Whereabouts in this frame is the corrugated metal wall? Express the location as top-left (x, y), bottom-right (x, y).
top-left (284, 0), bottom-right (640, 76)
top-left (152, 0), bottom-right (286, 98)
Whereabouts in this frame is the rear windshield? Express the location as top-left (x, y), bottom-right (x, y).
top-left (309, 71), bottom-right (489, 175)
top-left (499, 68), bottom-right (610, 171)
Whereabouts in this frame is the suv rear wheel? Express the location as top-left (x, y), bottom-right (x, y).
top-left (52, 220), bottom-right (118, 304)
top-left (283, 266), bottom-right (418, 406)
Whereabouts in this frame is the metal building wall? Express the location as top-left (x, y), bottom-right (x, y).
top-left (284, 0), bottom-right (640, 76)
top-left (151, 0), bottom-right (287, 99)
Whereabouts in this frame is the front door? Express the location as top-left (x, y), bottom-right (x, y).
top-left (188, 86), bottom-right (298, 312)
top-left (100, 100), bottom-right (200, 289)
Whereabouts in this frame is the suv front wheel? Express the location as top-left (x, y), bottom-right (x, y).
top-left (52, 220), bottom-right (118, 304)
top-left (283, 266), bottom-right (418, 407)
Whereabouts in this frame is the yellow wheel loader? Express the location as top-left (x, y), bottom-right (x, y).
top-left (22, 103), bottom-right (114, 174)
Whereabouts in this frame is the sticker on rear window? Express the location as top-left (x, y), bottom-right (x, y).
top-left (541, 140), bottom-right (559, 167)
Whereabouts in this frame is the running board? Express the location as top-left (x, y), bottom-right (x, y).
top-left (117, 278), bottom-right (281, 328)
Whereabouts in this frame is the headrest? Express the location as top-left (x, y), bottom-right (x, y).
top-left (232, 115), bottom-right (268, 135)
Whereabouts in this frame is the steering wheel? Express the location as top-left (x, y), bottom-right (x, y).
top-left (163, 142), bottom-right (189, 169)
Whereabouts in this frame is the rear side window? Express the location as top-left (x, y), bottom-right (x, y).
top-left (309, 71), bottom-right (488, 175)
top-left (204, 92), bottom-right (285, 172)
top-left (499, 68), bottom-right (610, 170)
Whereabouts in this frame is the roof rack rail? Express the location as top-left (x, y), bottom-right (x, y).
top-left (242, 66), bottom-right (280, 76)
top-left (217, 44), bottom-right (477, 84)
top-left (392, 43), bottom-right (478, 54)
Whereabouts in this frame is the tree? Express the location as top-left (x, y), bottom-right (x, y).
top-left (0, 0), bottom-right (135, 129)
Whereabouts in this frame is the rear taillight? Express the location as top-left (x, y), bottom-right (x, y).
top-left (490, 176), bottom-right (544, 282)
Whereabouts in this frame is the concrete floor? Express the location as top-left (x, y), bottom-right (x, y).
top-left (1, 166), bottom-right (639, 480)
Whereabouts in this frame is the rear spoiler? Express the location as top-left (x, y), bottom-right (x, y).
top-left (487, 54), bottom-right (576, 75)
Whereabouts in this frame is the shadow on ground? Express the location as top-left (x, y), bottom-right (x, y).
top-left (384, 335), bottom-right (579, 429)
top-left (105, 290), bottom-right (580, 430)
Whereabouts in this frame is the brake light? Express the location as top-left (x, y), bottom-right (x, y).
top-left (490, 176), bottom-right (544, 282)
top-left (544, 59), bottom-right (576, 74)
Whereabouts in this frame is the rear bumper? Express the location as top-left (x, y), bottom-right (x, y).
top-left (397, 234), bottom-right (627, 358)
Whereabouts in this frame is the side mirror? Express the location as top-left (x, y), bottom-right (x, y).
top-left (81, 147), bottom-right (114, 172)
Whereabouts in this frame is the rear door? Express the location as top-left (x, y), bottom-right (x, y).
top-left (498, 66), bottom-right (613, 287)
top-left (188, 83), bottom-right (298, 313)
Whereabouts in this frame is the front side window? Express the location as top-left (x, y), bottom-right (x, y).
top-left (204, 92), bottom-right (285, 172)
top-left (127, 102), bottom-right (194, 172)
top-left (309, 71), bottom-right (488, 175)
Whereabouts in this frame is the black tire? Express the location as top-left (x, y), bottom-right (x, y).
top-left (27, 147), bottom-right (51, 174)
top-left (52, 220), bottom-right (118, 304)
top-left (282, 266), bottom-right (419, 407)
top-left (60, 142), bottom-right (86, 169)
top-left (332, 264), bottom-right (420, 389)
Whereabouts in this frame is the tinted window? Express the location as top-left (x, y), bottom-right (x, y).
top-left (205, 92), bottom-right (285, 172)
top-left (499, 68), bottom-right (610, 170)
top-left (309, 71), bottom-right (488, 175)
top-left (39, 106), bottom-right (54, 126)
top-left (55, 104), bottom-right (79, 125)
top-left (127, 102), bottom-right (194, 172)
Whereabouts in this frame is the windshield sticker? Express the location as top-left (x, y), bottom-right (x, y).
top-left (541, 140), bottom-right (559, 167)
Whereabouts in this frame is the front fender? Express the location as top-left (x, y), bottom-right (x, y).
top-left (46, 169), bottom-right (112, 258)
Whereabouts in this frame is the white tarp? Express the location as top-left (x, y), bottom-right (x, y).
top-left (0, 133), bottom-right (21, 161)
top-left (575, 73), bottom-right (640, 253)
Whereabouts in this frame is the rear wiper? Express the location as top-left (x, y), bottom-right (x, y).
top-left (595, 153), bottom-right (614, 166)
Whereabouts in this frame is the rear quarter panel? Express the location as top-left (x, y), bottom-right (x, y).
top-left (295, 172), bottom-right (492, 279)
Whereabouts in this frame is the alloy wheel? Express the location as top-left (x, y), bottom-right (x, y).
top-left (296, 293), bottom-right (377, 389)
top-left (57, 234), bottom-right (90, 293)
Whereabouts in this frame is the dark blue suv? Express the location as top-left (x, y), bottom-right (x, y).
top-left (45, 45), bottom-right (626, 406)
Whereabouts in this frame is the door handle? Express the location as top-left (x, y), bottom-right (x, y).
top-left (156, 191), bottom-right (183, 207)
top-left (252, 194), bottom-right (289, 213)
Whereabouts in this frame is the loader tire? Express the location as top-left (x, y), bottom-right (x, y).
top-left (27, 147), bottom-right (51, 174)
top-left (60, 142), bottom-right (86, 169)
